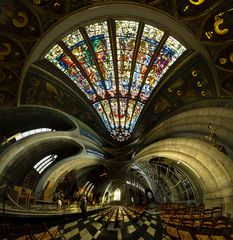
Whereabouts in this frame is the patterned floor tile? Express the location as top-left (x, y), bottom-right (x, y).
top-left (53, 206), bottom-right (165, 240)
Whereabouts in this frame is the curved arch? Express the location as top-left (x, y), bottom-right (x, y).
top-left (134, 137), bottom-right (233, 214)
top-left (0, 105), bottom-right (78, 140)
top-left (113, 188), bottom-right (121, 201)
top-left (36, 153), bottom-right (105, 201)
top-left (0, 133), bottom-right (83, 186)
top-left (19, 3), bottom-right (218, 104)
top-left (142, 107), bottom-right (233, 157)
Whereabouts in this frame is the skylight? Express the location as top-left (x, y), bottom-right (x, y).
top-left (15, 128), bottom-right (53, 141)
top-left (34, 154), bottom-right (57, 174)
top-left (45, 20), bottom-right (186, 141)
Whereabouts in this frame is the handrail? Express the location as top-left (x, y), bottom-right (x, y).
top-left (6, 193), bottom-right (25, 210)
top-left (0, 185), bottom-right (26, 210)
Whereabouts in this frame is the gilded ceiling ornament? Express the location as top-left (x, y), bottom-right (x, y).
top-left (0, 42), bottom-right (12, 61)
top-left (33, 0), bottom-right (42, 4)
top-left (183, 5), bottom-right (189, 12)
top-left (54, 2), bottom-right (61, 7)
top-left (12, 11), bottom-right (28, 28)
top-left (168, 88), bottom-right (173, 93)
top-left (205, 31), bottom-right (213, 39)
top-left (219, 58), bottom-right (227, 65)
top-left (201, 90), bottom-right (206, 96)
top-left (189, 0), bottom-right (205, 6)
top-left (214, 13), bottom-right (229, 35)
top-left (192, 70), bottom-right (198, 77)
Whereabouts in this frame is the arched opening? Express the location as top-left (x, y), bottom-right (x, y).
top-left (113, 188), bottom-right (121, 201)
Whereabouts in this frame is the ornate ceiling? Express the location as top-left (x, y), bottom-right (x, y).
top-left (0, 0), bottom-right (233, 146)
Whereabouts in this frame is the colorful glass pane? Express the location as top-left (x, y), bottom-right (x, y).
top-left (131, 25), bottom-right (164, 100)
top-left (119, 98), bottom-right (127, 128)
top-left (93, 102), bottom-right (111, 131)
top-left (125, 99), bottom-right (136, 129)
top-left (45, 44), bottom-right (73, 70)
top-left (129, 102), bottom-right (144, 132)
top-left (110, 98), bottom-right (119, 128)
top-left (116, 20), bottom-right (139, 97)
top-left (141, 36), bottom-right (186, 102)
top-left (64, 64), bottom-right (96, 101)
top-left (45, 20), bottom-right (186, 142)
top-left (63, 30), bottom-right (84, 50)
top-left (45, 44), bottom-right (95, 101)
top-left (85, 22), bottom-right (116, 98)
top-left (101, 99), bottom-right (115, 129)
top-left (63, 29), bottom-right (105, 99)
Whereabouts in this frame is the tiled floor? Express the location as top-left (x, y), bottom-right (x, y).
top-left (1, 203), bottom-right (175, 239)
top-left (55, 208), bottom-right (170, 240)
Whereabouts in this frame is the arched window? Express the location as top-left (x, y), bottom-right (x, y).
top-left (113, 188), bottom-right (121, 201)
top-left (34, 154), bottom-right (57, 174)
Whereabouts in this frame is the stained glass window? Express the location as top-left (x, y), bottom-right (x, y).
top-left (45, 20), bottom-right (186, 141)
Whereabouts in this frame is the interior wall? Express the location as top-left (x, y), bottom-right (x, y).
top-left (36, 154), bottom-right (104, 201)
top-left (134, 137), bottom-right (233, 216)
top-left (142, 106), bottom-right (233, 158)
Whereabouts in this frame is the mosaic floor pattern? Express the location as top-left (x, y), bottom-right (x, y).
top-left (55, 208), bottom-right (171, 240)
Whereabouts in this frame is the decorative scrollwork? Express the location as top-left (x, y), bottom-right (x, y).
top-left (192, 70), bottom-right (198, 77)
top-left (214, 13), bottom-right (229, 35)
top-left (12, 11), bottom-right (28, 28)
top-left (189, 0), bottom-right (205, 6)
top-left (216, 44), bottom-right (233, 71)
top-left (33, 0), bottom-right (42, 5)
top-left (0, 43), bottom-right (12, 61)
top-left (203, 6), bottom-right (233, 41)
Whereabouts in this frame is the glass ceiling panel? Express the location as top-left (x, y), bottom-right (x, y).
top-left (45, 19), bottom-right (187, 142)
top-left (63, 30), bottom-right (106, 99)
top-left (93, 102), bottom-right (111, 132)
top-left (85, 22), bottom-right (116, 98)
top-left (131, 25), bottom-right (164, 101)
top-left (116, 20), bottom-right (139, 97)
top-left (142, 36), bottom-right (186, 101)
top-left (101, 99), bottom-right (115, 129)
top-left (119, 98), bottom-right (128, 128)
top-left (130, 101), bottom-right (144, 132)
top-left (125, 99), bottom-right (135, 130)
top-left (110, 98), bottom-right (119, 128)
top-left (45, 44), bottom-right (95, 101)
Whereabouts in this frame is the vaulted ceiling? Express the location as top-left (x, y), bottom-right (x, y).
top-left (0, 0), bottom-right (233, 209)
top-left (0, 0), bottom-right (232, 147)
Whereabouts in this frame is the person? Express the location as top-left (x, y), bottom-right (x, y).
top-left (80, 195), bottom-right (87, 220)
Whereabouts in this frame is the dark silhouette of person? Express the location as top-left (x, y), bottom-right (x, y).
top-left (80, 195), bottom-right (87, 220)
